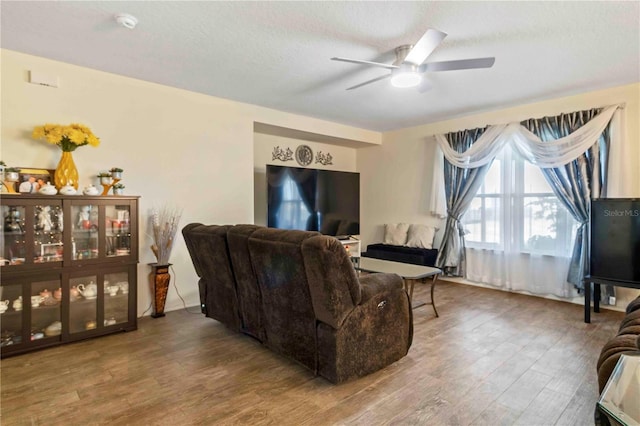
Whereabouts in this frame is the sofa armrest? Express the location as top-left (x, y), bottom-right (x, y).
top-left (358, 273), bottom-right (404, 304)
top-left (317, 271), bottom-right (412, 383)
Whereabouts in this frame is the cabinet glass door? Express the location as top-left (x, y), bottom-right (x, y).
top-left (104, 271), bottom-right (130, 326)
top-left (69, 275), bottom-right (98, 334)
top-left (71, 205), bottom-right (99, 260)
top-left (0, 283), bottom-right (24, 348)
top-left (1, 205), bottom-right (26, 266)
top-left (31, 279), bottom-right (62, 341)
top-left (33, 204), bottom-right (64, 264)
top-left (105, 205), bottom-right (131, 258)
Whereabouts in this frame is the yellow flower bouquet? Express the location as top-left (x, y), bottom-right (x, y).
top-left (32, 123), bottom-right (100, 152)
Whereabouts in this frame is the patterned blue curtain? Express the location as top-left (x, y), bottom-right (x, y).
top-left (436, 127), bottom-right (495, 276)
top-left (521, 108), bottom-right (610, 295)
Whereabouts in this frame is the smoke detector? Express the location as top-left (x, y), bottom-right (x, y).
top-left (115, 13), bottom-right (138, 29)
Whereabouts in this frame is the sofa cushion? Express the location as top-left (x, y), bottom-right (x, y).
top-left (181, 224), bottom-right (242, 331)
top-left (619, 309), bottom-right (640, 331)
top-left (248, 227), bottom-right (320, 371)
top-left (227, 224), bottom-right (265, 342)
top-left (302, 235), bottom-right (361, 329)
top-left (405, 224), bottom-right (438, 249)
top-left (626, 297), bottom-right (640, 314)
top-left (597, 334), bottom-right (639, 392)
top-left (383, 223), bottom-right (409, 246)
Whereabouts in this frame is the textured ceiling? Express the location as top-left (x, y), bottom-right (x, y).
top-left (1, 1), bottom-right (639, 132)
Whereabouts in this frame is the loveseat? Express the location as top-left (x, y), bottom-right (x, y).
top-left (596, 295), bottom-right (640, 393)
top-left (182, 224), bottom-right (413, 383)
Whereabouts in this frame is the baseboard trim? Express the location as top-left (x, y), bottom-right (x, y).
top-left (437, 276), bottom-right (629, 313)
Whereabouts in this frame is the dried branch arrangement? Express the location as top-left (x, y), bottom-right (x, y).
top-left (150, 205), bottom-right (182, 265)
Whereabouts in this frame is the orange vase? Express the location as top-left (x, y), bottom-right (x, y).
top-left (54, 151), bottom-right (79, 190)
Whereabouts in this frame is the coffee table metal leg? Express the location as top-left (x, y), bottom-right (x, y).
top-left (430, 275), bottom-right (439, 317)
top-left (404, 277), bottom-right (440, 315)
top-left (406, 278), bottom-right (415, 299)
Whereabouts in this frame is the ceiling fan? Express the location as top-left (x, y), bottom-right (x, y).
top-left (331, 28), bottom-right (495, 91)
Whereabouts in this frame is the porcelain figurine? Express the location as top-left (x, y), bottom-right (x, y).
top-left (54, 288), bottom-right (62, 301)
top-left (83, 185), bottom-right (100, 196)
top-left (0, 300), bottom-right (9, 313)
top-left (31, 295), bottom-right (43, 307)
top-left (77, 206), bottom-right (91, 228)
top-left (37, 206), bottom-right (54, 231)
top-left (38, 182), bottom-right (57, 195)
top-left (77, 281), bottom-right (97, 299)
top-left (12, 296), bottom-right (22, 312)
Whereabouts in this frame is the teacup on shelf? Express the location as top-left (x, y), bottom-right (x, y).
top-left (31, 295), bottom-right (43, 308)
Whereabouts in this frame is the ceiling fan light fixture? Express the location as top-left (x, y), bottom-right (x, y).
top-left (390, 70), bottom-right (422, 88)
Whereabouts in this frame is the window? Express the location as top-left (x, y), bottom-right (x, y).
top-left (462, 146), bottom-right (577, 257)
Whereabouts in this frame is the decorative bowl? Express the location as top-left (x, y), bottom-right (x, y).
top-left (38, 182), bottom-right (58, 195)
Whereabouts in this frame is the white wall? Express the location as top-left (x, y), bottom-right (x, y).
top-left (253, 133), bottom-right (357, 226)
top-left (359, 83), bottom-right (640, 307)
top-left (1, 49), bottom-right (377, 315)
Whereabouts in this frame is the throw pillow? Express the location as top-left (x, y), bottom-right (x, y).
top-left (383, 223), bottom-right (409, 246)
top-left (405, 224), bottom-right (438, 249)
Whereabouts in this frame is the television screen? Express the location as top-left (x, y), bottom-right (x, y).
top-left (589, 198), bottom-right (640, 282)
top-left (267, 165), bottom-right (359, 236)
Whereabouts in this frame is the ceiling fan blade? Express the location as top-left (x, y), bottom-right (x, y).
top-left (403, 29), bottom-right (448, 65)
top-left (331, 57), bottom-right (398, 70)
top-left (346, 74), bottom-right (391, 90)
top-left (420, 57), bottom-right (496, 72)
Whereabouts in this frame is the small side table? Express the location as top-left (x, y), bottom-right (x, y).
top-left (597, 352), bottom-right (640, 426)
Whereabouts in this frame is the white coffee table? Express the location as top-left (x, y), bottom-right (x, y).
top-left (355, 257), bottom-right (442, 317)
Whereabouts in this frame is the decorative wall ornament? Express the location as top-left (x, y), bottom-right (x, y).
top-left (272, 146), bottom-right (294, 162)
top-left (295, 145), bottom-right (313, 166)
top-left (315, 151), bottom-right (333, 166)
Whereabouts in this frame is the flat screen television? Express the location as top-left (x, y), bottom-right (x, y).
top-left (267, 164), bottom-right (359, 236)
top-left (589, 198), bottom-right (640, 282)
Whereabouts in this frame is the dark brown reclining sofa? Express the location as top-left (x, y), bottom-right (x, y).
top-left (596, 295), bottom-right (640, 393)
top-left (182, 224), bottom-right (413, 383)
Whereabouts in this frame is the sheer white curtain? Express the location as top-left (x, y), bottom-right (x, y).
top-left (463, 145), bottom-right (575, 298)
top-left (466, 249), bottom-right (574, 297)
top-left (434, 105), bottom-right (619, 169)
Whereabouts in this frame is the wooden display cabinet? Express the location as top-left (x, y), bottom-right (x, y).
top-left (0, 194), bottom-right (139, 357)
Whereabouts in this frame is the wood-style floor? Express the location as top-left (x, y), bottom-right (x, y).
top-left (1, 280), bottom-right (623, 425)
